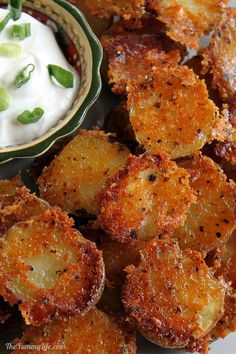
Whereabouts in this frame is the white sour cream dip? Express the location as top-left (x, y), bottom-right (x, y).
top-left (0, 9), bottom-right (79, 147)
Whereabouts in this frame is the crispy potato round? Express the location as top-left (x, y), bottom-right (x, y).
top-left (85, 0), bottom-right (145, 19)
top-left (127, 66), bottom-right (219, 159)
top-left (101, 31), bottom-right (183, 95)
top-left (123, 238), bottom-right (225, 351)
top-left (37, 130), bottom-right (129, 216)
top-left (174, 154), bottom-right (236, 254)
top-left (79, 226), bottom-right (142, 287)
top-left (210, 231), bottom-right (236, 289)
top-left (147, 0), bottom-right (228, 48)
top-left (211, 294), bottom-right (236, 339)
top-left (12, 308), bottom-right (136, 354)
top-left (97, 154), bottom-right (195, 243)
top-left (203, 9), bottom-right (236, 100)
top-left (0, 186), bottom-right (49, 236)
top-left (0, 176), bottom-right (23, 195)
top-left (0, 208), bottom-right (105, 325)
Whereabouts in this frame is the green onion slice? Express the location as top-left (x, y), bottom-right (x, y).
top-left (17, 107), bottom-right (44, 124)
top-left (48, 64), bottom-right (74, 88)
top-left (10, 23), bottom-right (31, 41)
top-left (0, 42), bottom-right (21, 58)
top-left (0, 88), bottom-right (10, 111)
top-left (15, 63), bottom-right (35, 88)
top-left (0, 11), bottom-right (12, 33)
top-left (8, 0), bottom-right (22, 21)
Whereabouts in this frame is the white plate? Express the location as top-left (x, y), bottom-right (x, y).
top-left (0, 1), bottom-right (236, 353)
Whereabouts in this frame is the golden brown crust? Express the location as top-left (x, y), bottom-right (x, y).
top-left (97, 154), bottom-right (195, 243)
top-left (0, 186), bottom-right (50, 236)
top-left (104, 101), bottom-right (137, 152)
top-left (202, 8), bottom-right (236, 100)
top-left (101, 24), bottom-right (183, 95)
top-left (207, 231), bottom-right (236, 339)
top-left (0, 208), bottom-right (105, 325)
top-left (12, 308), bottom-right (136, 354)
top-left (37, 129), bottom-right (129, 216)
top-left (127, 66), bottom-right (219, 159)
top-left (174, 153), bottom-right (236, 254)
top-left (79, 226), bottom-right (142, 287)
top-left (0, 176), bottom-right (23, 195)
top-left (123, 238), bottom-right (225, 351)
top-left (211, 294), bottom-right (236, 339)
top-left (147, 0), bottom-right (228, 48)
top-left (86, 0), bottom-right (145, 19)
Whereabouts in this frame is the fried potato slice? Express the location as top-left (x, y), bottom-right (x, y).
top-left (0, 186), bottom-right (49, 236)
top-left (37, 130), bottom-right (129, 216)
top-left (79, 226), bottom-right (142, 287)
top-left (202, 9), bottom-right (236, 100)
top-left (85, 0), bottom-right (145, 19)
top-left (127, 66), bottom-right (219, 159)
top-left (97, 154), bottom-right (195, 243)
top-left (101, 25), bottom-right (183, 95)
top-left (12, 308), bottom-right (136, 354)
top-left (174, 154), bottom-right (236, 254)
top-left (147, 0), bottom-right (228, 48)
top-left (123, 238), bottom-right (225, 351)
top-left (0, 208), bottom-right (105, 325)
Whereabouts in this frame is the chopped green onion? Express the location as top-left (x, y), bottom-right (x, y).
top-left (17, 107), bottom-right (44, 124)
top-left (8, 0), bottom-right (22, 21)
top-left (48, 64), bottom-right (74, 88)
top-left (10, 23), bottom-right (31, 41)
top-left (0, 88), bottom-right (10, 111)
top-left (0, 11), bottom-right (13, 33)
top-left (0, 42), bottom-right (21, 58)
top-left (15, 64), bottom-right (35, 88)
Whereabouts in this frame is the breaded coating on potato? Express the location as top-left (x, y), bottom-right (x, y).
top-left (38, 130), bottom-right (129, 216)
top-left (97, 154), bottom-right (195, 243)
top-left (86, 0), bottom-right (145, 19)
top-left (202, 9), bottom-right (236, 100)
top-left (147, 0), bottom-right (228, 48)
top-left (207, 232), bottom-right (236, 339)
top-left (174, 154), bottom-right (236, 254)
top-left (127, 66), bottom-right (219, 159)
top-left (0, 176), bottom-right (23, 195)
top-left (123, 238), bottom-right (225, 351)
top-left (101, 26), bottom-right (183, 95)
top-left (212, 294), bottom-right (236, 339)
top-left (79, 226), bottom-right (142, 287)
top-left (12, 308), bottom-right (136, 354)
top-left (0, 186), bottom-right (49, 236)
top-left (0, 208), bottom-right (105, 325)
top-left (208, 231), bottom-right (236, 289)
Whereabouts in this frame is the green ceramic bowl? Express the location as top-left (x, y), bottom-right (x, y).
top-left (0, 0), bottom-right (102, 163)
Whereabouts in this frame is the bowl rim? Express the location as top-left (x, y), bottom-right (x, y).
top-left (0, 0), bottom-right (103, 164)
